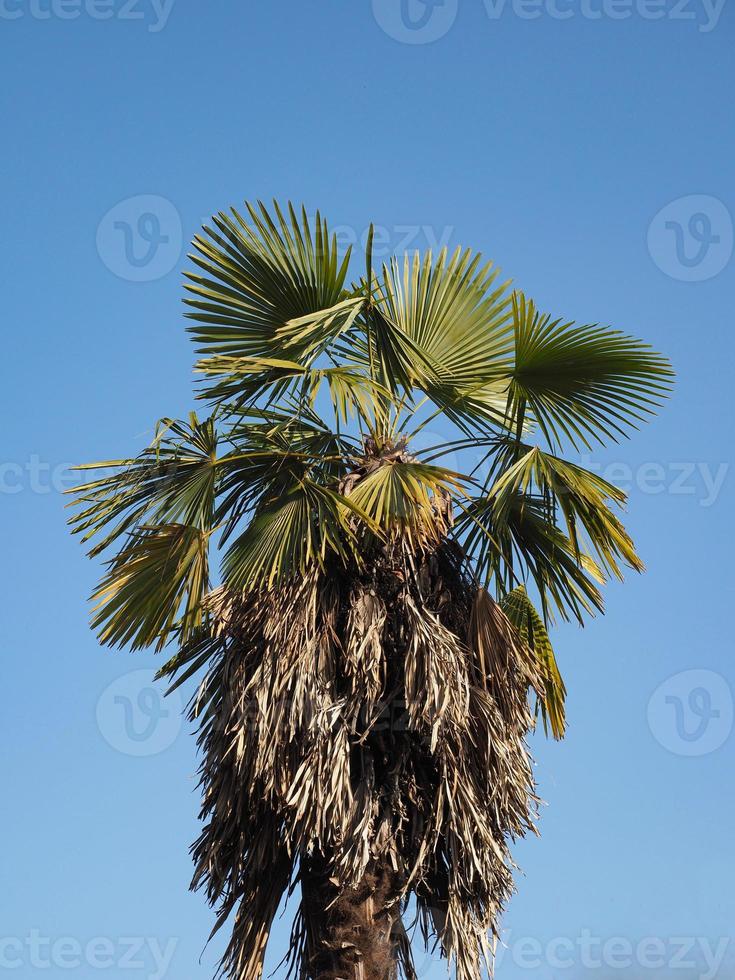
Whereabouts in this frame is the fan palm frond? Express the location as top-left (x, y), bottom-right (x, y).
top-left (221, 479), bottom-right (377, 591)
top-left (375, 248), bottom-right (512, 386)
top-left (501, 585), bottom-right (566, 739)
top-left (68, 413), bottom-right (219, 557)
top-left (186, 201), bottom-right (353, 402)
top-left (457, 486), bottom-right (607, 624)
top-left (91, 523), bottom-right (210, 650)
top-left (344, 458), bottom-right (463, 547)
top-left (489, 443), bottom-right (643, 580)
top-left (507, 292), bottom-right (674, 450)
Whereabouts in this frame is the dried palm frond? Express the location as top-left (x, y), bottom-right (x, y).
top-left (161, 537), bottom-right (544, 980)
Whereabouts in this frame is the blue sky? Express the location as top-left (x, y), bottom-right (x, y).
top-left (1, 2), bottom-right (733, 978)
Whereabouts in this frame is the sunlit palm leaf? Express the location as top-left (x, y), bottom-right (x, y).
top-left (194, 354), bottom-right (308, 405)
top-left (501, 586), bottom-right (566, 739)
top-left (376, 248), bottom-right (512, 386)
top-left (370, 248), bottom-right (514, 429)
top-left (489, 443), bottom-right (643, 580)
top-left (275, 295), bottom-right (367, 358)
top-left (309, 367), bottom-right (392, 428)
top-left (214, 406), bottom-right (357, 543)
top-left (346, 460), bottom-right (463, 546)
top-left (507, 292), bottom-right (673, 449)
top-left (186, 201), bottom-right (352, 400)
top-left (195, 354), bottom-right (390, 432)
top-left (90, 523), bottom-right (210, 651)
top-left (457, 491), bottom-right (606, 623)
top-left (67, 413), bottom-right (218, 557)
top-left (221, 480), bottom-right (368, 590)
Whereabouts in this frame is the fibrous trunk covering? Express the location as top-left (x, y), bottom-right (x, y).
top-left (301, 853), bottom-right (403, 979)
top-left (185, 540), bottom-right (543, 980)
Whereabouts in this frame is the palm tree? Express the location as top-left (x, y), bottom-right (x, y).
top-left (68, 201), bottom-right (672, 980)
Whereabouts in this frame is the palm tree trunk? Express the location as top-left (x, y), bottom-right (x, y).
top-left (301, 853), bottom-right (402, 980)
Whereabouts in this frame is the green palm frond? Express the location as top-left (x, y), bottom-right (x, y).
top-left (67, 413), bottom-right (218, 557)
top-left (195, 356), bottom-right (390, 432)
top-left (275, 295), bottom-right (367, 358)
top-left (501, 586), bottom-right (566, 739)
top-left (457, 490), bottom-right (606, 624)
top-left (194, 354), bottom-right (309, 406)
top-left (186, 201), bottom-right (352, 401)
top-left (155, 619), bottom-right (225, 697)
top-left (489, 443), bottom-right (643, 580)
top-left (507, 292), bottom-right (673, 449)
top-left (375, 248), bottom-right (512, 386)
top-left (221, 479), bottom-right (372, 591)
top-left (345, 459), bottom-right (463, 546)
top-left (91, 523), bottom-right (210, 651)
top-left (363, 303), bottom-right (428, 397)
top-left (214, 408), bottom-right (356, 542)
top-left (312, 367), bottom-right (391, 427)
top-left (358, 249), bottom-right (515, 430)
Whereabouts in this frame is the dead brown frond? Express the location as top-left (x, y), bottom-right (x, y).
top-left (162, 538), bottom-right (546, 980)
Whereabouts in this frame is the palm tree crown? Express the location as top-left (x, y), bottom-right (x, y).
top-left (69, 201), bottom-right (672, 980)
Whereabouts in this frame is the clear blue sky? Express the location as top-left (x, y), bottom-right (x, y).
top-left (1, 2), bottom-right (733, 978)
